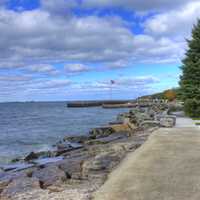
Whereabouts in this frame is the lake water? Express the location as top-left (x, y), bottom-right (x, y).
top-left (0, 102), bottom-right (129, 163)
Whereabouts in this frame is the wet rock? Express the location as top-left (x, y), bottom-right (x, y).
top-left (86, 134), bottom-right (126, 145)
top-left (63, 135), bottom-right (90, 144)
top-left (0, 163), bottom-right (34, 172)
top-left (0, 177), bottom-right (40, 199)
top-left (32, 165), bottom-right (67, 188)
top-left (89, 127), bottom-right (115, 139)
top-left (24, 152), bottom-right (38, 162)
top-left (57, 141), bottom-right (83, 151)
top-left (31, 156), bottom-right (64, 166)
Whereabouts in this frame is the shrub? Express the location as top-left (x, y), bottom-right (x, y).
top-left (164, 90), bottom-right (177, 101)
top-left (184, 99), bottom-right (200, 117)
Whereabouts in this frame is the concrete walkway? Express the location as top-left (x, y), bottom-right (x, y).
top-left (175, 117), bottom-right (196, 128)
top-left (94, 125), bottom-right (200, 200)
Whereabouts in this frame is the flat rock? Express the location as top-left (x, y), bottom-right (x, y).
top-left (82, 151), bottom-right (125, 179)
top-left (86, 134), bottom-right (126, 145)
top-left (0, 163), bottom-right (34, 172)
top-left (89, 127), bottom-right (115, 139)
top-left (59, 157), bottom-right (86, 179)
top-left (31, 156), bottom-right (64, 166)
top-left (140, 120), bottom-right (160, 129)
top-left (32, 165), bottom-right (67, 188)
top-left (159, 116), bottom-right (176, 127)
top-left (63, 135), bottom-right (90, 143)
top-left (0, 177), bottom-right (40, 199)
top-left (57, 141), bottom-right (83, 151)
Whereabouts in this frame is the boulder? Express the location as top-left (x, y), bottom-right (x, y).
top-left (85, 134), bottom-right (126, 145)
top-left (82, 151), bottom-right (124, 179)
top-left (110, 124), bottom-right (133, 132)
top-left (31, 156), bottom-right (64, 166)
top-left (24, 152), bottom-right (38, 162)
top-left (89, 127), bottom-right (115, 139)
top-left (63, 135), bottom-right (90, 144)
top-left (140, 120), bottom-right (160, 129)
top-left (0, 177), bottom-right (40, 199)
top-left (159, 116), bottom-right (176, 127)
top-left (59, 158), bottom-right (85, 179)
top-left (32, 165), bottom-right (67, 188)
top-left (0, 163), bottom-right (35, 172)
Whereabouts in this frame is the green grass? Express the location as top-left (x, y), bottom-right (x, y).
top-left (195, 122), bottom-right (200, 126)
top-left (193, 118), bottom-right (200, 120)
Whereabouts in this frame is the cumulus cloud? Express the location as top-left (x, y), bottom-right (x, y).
top-left (25, 64), bottom-right (59, 75)
top-left (0, 0), bottom-right (199, 101)
top-left (145, 1), bottom-right (200, 38)
top-left (64, 63), bottom-right (90, 74)
top-left (76, 76), bottom-right (159, 92)
top-left (82, 0), bottom-right (195, 12)
top-left (0, 4), bottom-right (184, 71)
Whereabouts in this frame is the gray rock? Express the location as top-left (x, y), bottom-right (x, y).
top-left (159, 116), bottom-right (176, 127)
top-left (59, 158), bottom-right (85, 179)
top-left (86, 134), bottom-right (126, 145)
top-left (82, 151), bottom-right (124, 179)
top-left (63, 135), bottom-right (90, 143)
top-left (32, 165), bottom-right (67, 188)
top-left (0, 177), bottom-right (40, 199)
top-left (140, 120), bottom-right (160, 129)
top-left (24, 152), bottom-right (38, 162)
top-left (89, 127), bottom-right (115, 139)
top-left (57, 141), bottom-right (83, 151)
top-left (31, 156), bottom-right (64, 166)
top-left (0, 163), bottom-right (34, 172)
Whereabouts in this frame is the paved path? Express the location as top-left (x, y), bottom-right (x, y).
top-left (175, 117), bottom-right (196, 128)
top-left (94, 125), bottom-right (200, 200)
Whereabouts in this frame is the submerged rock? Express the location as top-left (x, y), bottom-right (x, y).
top-left (0, 163), bottom-right (34, 172)
top-left (31, 156), bottom-right (64, 166)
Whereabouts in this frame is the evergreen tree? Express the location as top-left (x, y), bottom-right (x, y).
top-left (180, 19), bottom-right (200, 117)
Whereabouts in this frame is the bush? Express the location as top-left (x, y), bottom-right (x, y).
top-left (184, 99), bottom-right (200, 117)
top-left (164, 90), bottom-right (177, 101)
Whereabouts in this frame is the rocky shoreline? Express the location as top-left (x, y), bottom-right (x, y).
top-left (0, 101), bottom-right (179, 200)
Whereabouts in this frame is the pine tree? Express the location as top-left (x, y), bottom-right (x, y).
top-left (179, 19), bottom-right (200, 117)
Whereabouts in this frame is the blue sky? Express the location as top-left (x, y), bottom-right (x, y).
top-left (0, 0), bottom-right (199, 102)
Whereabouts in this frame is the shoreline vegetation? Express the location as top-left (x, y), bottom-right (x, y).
top-left (0, 97), bottom-right (180, 200)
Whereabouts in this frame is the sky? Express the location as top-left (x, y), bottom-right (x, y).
top-left (0, 0), bottom-right (199, 102)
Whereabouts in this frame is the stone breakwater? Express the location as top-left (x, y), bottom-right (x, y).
top-left (0, 102), bottom-right (178, 200)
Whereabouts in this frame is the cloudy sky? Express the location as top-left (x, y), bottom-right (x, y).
top-left (0, 0), bottom-right (199, 102)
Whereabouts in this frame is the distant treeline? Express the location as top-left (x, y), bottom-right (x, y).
top-left (140, 88), bottom-right (180, 101)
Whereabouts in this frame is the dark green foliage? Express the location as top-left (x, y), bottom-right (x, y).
top-left (184, 99), bottom-right (200, 117)
top-left (179, 20), bottom-right (200, 116)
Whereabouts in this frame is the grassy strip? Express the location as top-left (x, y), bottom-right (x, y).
top-left (193, 118), bottom-right (200, 120)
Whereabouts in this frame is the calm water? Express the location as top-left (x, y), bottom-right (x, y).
top-left (0, 102), bottom-right (129, 163)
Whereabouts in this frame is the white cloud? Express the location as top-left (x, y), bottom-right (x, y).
top-left (145, 1), bottom-right (200, 38)
top-left (64, 63), bottom-right (90, 74)
top-left (82, 0), bottom-right (194, 12)
top-left (25, 64), bottom-right (59, 75)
